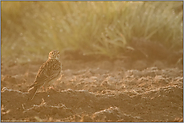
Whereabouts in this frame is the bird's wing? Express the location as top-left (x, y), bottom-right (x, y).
top-left (30, 59), bottom-right (61, 88)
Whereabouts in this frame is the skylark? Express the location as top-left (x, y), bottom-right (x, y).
top-left (28, 50), bottom-right (62, 100)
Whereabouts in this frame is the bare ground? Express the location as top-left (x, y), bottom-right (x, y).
top-left (1, 53), bottom-right (183, 122)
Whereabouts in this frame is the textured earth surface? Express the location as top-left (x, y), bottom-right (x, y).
top-left (1, 53), bottom-right (183, 122)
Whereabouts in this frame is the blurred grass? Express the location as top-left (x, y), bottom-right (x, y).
top-left (1, 1), bottom-right (183, 63)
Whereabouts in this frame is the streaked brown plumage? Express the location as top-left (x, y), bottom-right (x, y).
top-left (28, 50), bottom-right (62, 100)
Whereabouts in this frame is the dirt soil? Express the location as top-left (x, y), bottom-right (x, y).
top-left (1, 54), bottom-right (183, 122)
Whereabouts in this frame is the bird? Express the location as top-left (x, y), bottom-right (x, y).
top-left (28, 50), bottom-right (62, 100)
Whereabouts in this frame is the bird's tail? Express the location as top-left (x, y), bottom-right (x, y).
top-left (28, 86), bottom-right (38, 101)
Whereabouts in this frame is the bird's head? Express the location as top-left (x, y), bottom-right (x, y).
top-left (48, 50), bottom-right (60, 60)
